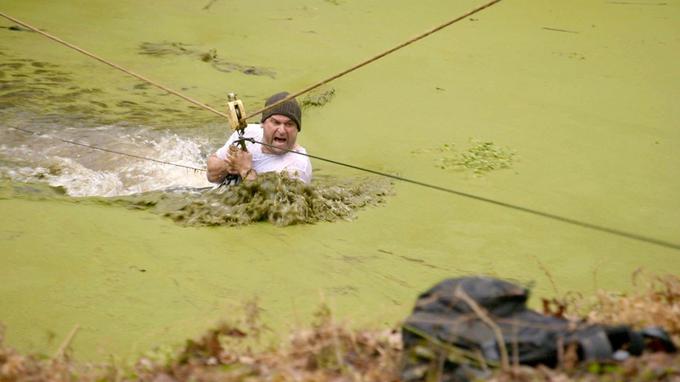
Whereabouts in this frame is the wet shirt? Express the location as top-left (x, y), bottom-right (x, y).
top-left (215, 124), bottom-right (312, 183)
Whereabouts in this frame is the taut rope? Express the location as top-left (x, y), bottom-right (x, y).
top-left (238, 137), bottom-right (680, 252)
top-left (0, 11), bottom-right (231, 120)
top-left (0, 0), bottom-right (503, 122)
top-left (241, 0), bottom-right (503, 120)
top-left (5, 3), bottom-right (680, 251)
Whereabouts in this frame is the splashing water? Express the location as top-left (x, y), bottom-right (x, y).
top-left (0, 49), bottom-right (391, 226)
top-left (0, 120), bottom-right (392, 226)
top-left (0, 122), bottom-right (213, 197)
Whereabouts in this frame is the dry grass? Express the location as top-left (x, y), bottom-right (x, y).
top-left (1, 273), bottom-right (678, 382)
top-left (492, 271), bottom-right (680, 382)
top-left (578, 272), bottom-right (680, 346)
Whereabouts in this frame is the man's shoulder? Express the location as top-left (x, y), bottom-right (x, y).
top-left (243, 124), bottom-right (262, 138)
top-left (287, 146), bottom-right (310, 165)
top-left (219, 124), bottom-right (262, 158)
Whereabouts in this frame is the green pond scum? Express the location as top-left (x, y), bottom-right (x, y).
top-left (138, 41), bottom-right (277, 78)
top-left (113, 173), bottom-right (392, 227)
top-left (0, 52), bottom-right (215, 128)
top-left (412, 139), bottom-right (516, 175)
top-left (0, 174), bottom-right (392, 227)
top-left (1, 0), bottom-right (679, 363)
top-left (301, 87), bottom-right (336, 110)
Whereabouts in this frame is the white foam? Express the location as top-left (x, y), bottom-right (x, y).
top-left (0, 124), bottom-right (214, 197)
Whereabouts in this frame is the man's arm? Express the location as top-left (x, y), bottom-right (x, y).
top-left (207, 149), bottom-right (256, 183)
top-left (206, 154), bottom-right (230, 183)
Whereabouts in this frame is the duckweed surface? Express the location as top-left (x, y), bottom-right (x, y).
top-left (138, 41), bottom-right (276, 78)
top-left (301, 88), bottom-right (336, 110)
top-left (0, 0), bottom-right (678, 363)
top-left (414, 139), bottom-right (516, 175)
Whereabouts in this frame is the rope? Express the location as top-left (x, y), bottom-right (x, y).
top-left (242, 0), bottom-right (503, 120)
top-left (4, 5), bottom-right (679, 251)
top-left (0, 12), bottom-right (231, 120)
top-left (11, 127), bottom-right (205, 172)
top-left (239, 138), bottom-right (680, 252)
top-left (7, 127), bottom-right (680, 251)
top-left (0, 0), bottom-right (504, 122)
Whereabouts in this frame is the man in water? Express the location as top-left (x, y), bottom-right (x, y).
top-left (206, 92), bottom-right (312, 184)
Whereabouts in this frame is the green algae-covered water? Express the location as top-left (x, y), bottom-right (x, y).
top-left (1, 0), bottom-right (679, 361)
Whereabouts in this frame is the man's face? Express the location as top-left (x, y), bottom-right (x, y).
top-left (261, 115), bottom-right (299, 155)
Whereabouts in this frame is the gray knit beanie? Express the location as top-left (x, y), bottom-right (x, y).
top-left (261, 92), bottom-right (302, 131)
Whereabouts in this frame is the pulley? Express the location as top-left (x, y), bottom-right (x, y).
top-left (226, 92), bottom-right (248, 152)
top-left (226, 92), bottom-right (247, 133)
top-left (224, 92), bottom-right (247, 185)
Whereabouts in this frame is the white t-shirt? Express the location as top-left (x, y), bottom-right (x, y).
top-left (215, 124), bottom-right (312, 183)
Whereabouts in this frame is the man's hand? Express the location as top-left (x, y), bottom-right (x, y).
top-left (207, 146), bottom-right (256, 183)
top-left (226, 146), bottom-right (257, 180)
top-left (226, 146), bottom-right (254, 180)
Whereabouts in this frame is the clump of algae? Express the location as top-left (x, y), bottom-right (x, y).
top-left (413, 139), bottom-right (516, 175)
top-left (116, 172), bottom-right (392, 226)
top-left (301, 88), bottom-right (336, 110)
top-left (0, 53), bottom-right (217, 128)
top-left (138, 41), bottom-right (276, 78)
top-left (440, 139), bottom-right (515, 174)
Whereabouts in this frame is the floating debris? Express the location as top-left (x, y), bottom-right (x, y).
top-left (138, 41), bottom-right (195, 57)
top-left (138, 41), bottom-right (276, 78)
top-left (542, 26), bottom-right (580, 34)
top-left (200, 48), bottom-right (217, 62)
top-left (0, 53), bottom-right (217, 128)
top-left (202, 0), bottom-right (222, 10)
top-left (301, 88), bottom-right (336, 109)
top-left (210, 60), bottom-right (275, 78)
top-left (0, 172), bottom-right (392, 226)
top-left (111, 172), bottom-right (392, 226)
top-left (0, 25), bottom-right (34, 32)
top-left (414, 139), bottom-right (516, 175)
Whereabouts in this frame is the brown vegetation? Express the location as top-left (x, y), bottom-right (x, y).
top-left (1, 273), bottom-right (678, 381)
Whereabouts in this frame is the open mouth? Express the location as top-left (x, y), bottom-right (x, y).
top-left (273, 137), bottom-right (287, 145)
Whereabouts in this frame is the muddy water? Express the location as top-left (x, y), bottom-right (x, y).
top-left (1, 0), bottom-right (679, 361)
